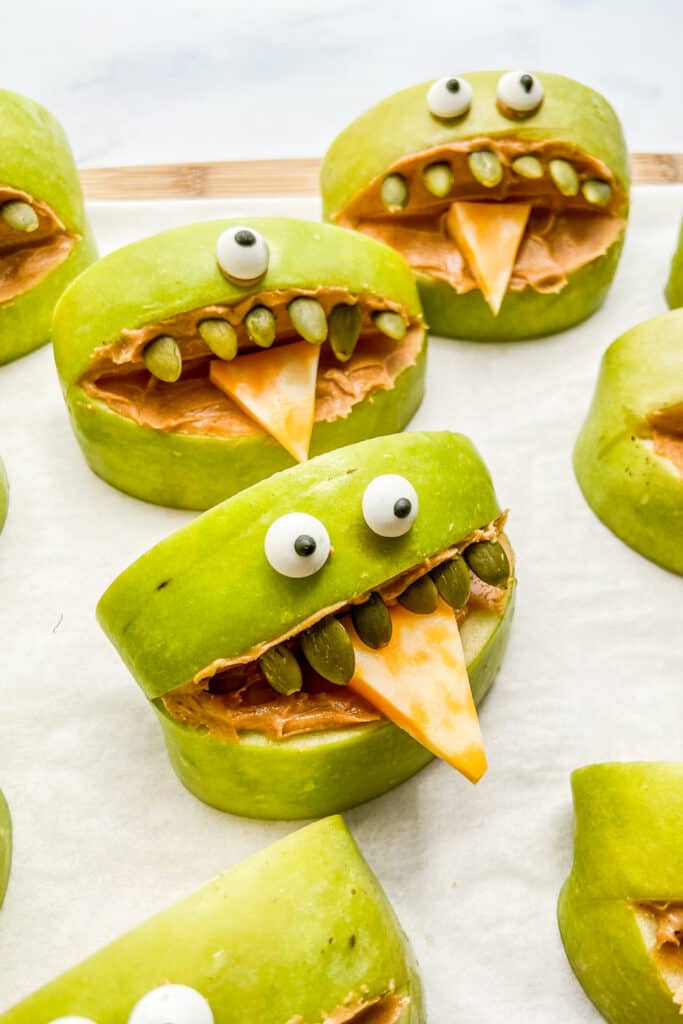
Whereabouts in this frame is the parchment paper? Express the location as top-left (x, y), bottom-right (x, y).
top-left (1, 187), bottom-right (682, 1021)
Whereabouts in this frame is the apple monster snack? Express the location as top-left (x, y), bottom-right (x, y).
top-left (0, 789), bottom-right (10, 908)
top-left (559, 762), bottom-right (683, 1023)
top-left (322, 71), bottom-right (629, 340)
top-left (574, 309), bottom-right (683, 575)
top-left (98, 431), bottom-right (515, 820)
top-left (0, 816), bottom-right (424, 1023)
top-left (53, 218), bottom-right (426, 510)
top-left (665, 214), bottom-right (683, 308)
top-left (0, 89), bottom-right (96, 365)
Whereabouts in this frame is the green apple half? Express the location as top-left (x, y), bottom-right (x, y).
top-left (322, 70), bottom-right (629, 340)
top-left (0, 789), bottom-right (10, 908)
top-left (665, 216), bottom-right (683, 309)
top-left (558, 762), bottom-right (683, 1023)
top-left (574, 309), bottom-right (683, 575)
top-left (0, 89), bottom-right (96, 365)
top-left (53, 217), bottom-right (426, 510)
top-left (0, 458), bottom-right (7, 533)
top-left (98, 431), bottom-right (515, 820)
top-left (0, 815), bottom-right (424, 1023)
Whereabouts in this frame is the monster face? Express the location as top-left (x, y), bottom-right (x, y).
top-left (0, 816), bottom-right (424, 1023)
top-left (54, 218), bottom-right (426, 510)
top-left (0, 89), bottom-right (96, 364)
top-left (574, 310), bottom-right (683, 575)
top-left (558, 763), bottom-right (683, 1023)
top-left (322, 71), bottom-right (629, 339)
top-left (98, 431), bottom-right (515, 819)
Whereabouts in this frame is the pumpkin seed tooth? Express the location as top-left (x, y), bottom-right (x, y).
top-left (328, 303), bottom-right (362, 361)
top-left (373, 310), bottom-right (407, 341)
top-left (258, 645), bottom-right (303, 695)
top-left (1, 200), bottom-right (39, 232)
top-left (549, 159), bottom-right (579, 197)
top-left (351, 592), bottom-right (392, 649)
top-left (143, 335), bottom-right (182, 383)
top-left (464, 540), bottom-right (510, 587)
top-left (468, 151), bottom-right (503, 188)
top-left (245, 306), bottom-right (277, 348)
top-left (398, 575), bottom-right (439, 615)
top-left (423, 162), bottom-right (454, 198)
top-left (381, 174), bottom-right (408, 211)
top-left (582, 179), bottom-right (612, 207)
top-left (289, 297), bottom-right (328, 344)
top-left (198, 318), bottom-right (238, 360)
top-left (511, 155), bottom-right (543, 180)
top-left (300, 615), bottom-right (355, 685)
top-left (430, 557), bottom-right (471, 610)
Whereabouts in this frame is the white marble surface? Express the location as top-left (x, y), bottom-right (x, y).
top-left (3, 0), bottom-right (683, 167)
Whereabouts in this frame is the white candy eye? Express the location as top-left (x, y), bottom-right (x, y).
top-left (216, 226), bottom-right (269, 284)
top-left (362, 474), bottom-right (418, 538)
top-left (127, 984), bottom-right (214, 1024)
top-left (265, 512), bottom-right (331, 578)
top-left (427, 76), bottom-right (472, 119)
top-left (496, 71), bottom-right (544, 116)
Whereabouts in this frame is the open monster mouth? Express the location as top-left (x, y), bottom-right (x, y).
top-left (635, 902), bottom-right (683, 1012)
top-left (648, 403), bottom-right (683, 476)
top-left (0, 186), bottom-right (76, 302)
top-left (80, 287), bottom-right (423, 461)
top-left (162, 517), bottom-right (512, 783)
top-left (334, 138), bottom-right (626, 315)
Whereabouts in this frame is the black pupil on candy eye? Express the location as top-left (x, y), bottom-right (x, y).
top-left (294, 534), bottom-right (317, 557)
top-left (520, 74), bottom-right (534, 93)
top-left (235, 229), bottom-right (256, 247)
top-left (394, 498), bottom-right (412, 519)
top-left (446, 79), bottom-right (460, 93)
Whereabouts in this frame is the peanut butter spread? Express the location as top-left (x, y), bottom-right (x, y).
top-left (161, 518), bottom-right (511, 741)
top-left (0, 186), bottom-right (76, 303)
top-left (638, 902), bottom-right (683, 1011)
top-left (648, 403), bottom-right (683, 476)
top-left (287, 992), bottom-right (408, 1024)
top-left (80, 288), bottom-right (422, 436)
top-left (334, 138), bottom-right (626, 295)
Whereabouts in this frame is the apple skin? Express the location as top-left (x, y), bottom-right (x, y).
top-left (98, 431), bottom-right (515, 819)
top-left (321, 70), bottom-right (629, 341)
top-left (0, 459), bottom-right (7, 533)
top-left (665, 217), bottom-right (683, 309)
top-left (574, 309), bottom-right (683, 575)
top-left (558, 762), bottom-right (683, 1024)
top-left (0, 89), bottom-right (97, 365)
top-left (53, 217), bottom-right (426, 510)
top-left (0, 816), bottom-right (424, 1023)
top-left (0, 789), bottom-right (10, 909)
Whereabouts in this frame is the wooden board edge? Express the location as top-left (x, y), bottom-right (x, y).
top-left (79, 153), bottom-right (683, 201)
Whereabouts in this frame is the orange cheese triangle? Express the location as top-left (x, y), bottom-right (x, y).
top-left (210, 341), bottom-right (319, 462)
top-left (447, 201), bottom-right (531, 315)
top-left (345, 599), bottom-right (487, 783)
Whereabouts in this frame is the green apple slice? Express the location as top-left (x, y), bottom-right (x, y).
top-left (0, 789), bottom-right (11, 908)
top-left (574, 309), bottom-right (683, 574)
top-left (558, 762), bottom-right (683, 1023)
top-left (0, 816), bottom-right (423, 1023)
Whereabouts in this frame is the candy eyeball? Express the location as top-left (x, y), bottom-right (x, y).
top-left (265, 512), bottom-right (331, 578)
top-left (127, 984), bottom-right (214, 1024)
top-left (496, 71), bottom-right (544, 116)
top-left (216, 226), bottom-right (269, 284)
top-left (362, 475), bottom-right (418, 538)
top-left (427, 76), bottom-right (472, 119)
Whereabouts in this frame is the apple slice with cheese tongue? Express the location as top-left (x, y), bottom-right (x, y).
top-left (345, 599), bottom-right (487, 783)
top-left (447, 201), bottom-right (531, 315)
top-left (210, 340), bottom-right (319, 462)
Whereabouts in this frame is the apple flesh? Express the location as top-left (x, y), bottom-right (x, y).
top-left (1, 816), bottom-right (423, 1023)
top-left (558, 762), bottom-right (683, 1023)
top-left (574, 309), bottom-right (683, 574)
top-left (0, 89), bottom-right (96, 365)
